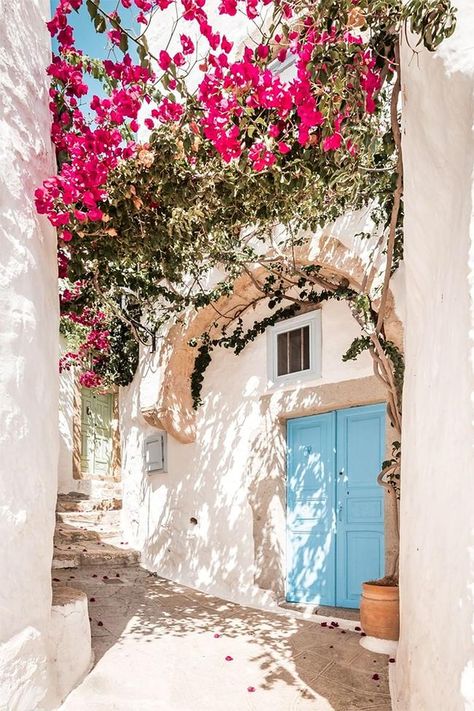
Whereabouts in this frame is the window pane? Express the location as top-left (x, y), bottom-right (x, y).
top-left (288, 327), bottom-right (302, 373)
top-left (302, 325), bottom-right (310, 370)
top-left (276, 325), bottom-right (311, 376)
top-left (277, 332), bottom-right (288, 375)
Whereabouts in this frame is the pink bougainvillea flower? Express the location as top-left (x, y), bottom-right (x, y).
top-left (61, 230), bottom-right (73, 242)
top-left (219, 0), bottom-right (237, 15)
top-left (225, 655), bottom-right (233, 661)
top-left (278, 141), bottom-right (291, 154)
top-left (107, 28), bottom-right (122, 46)
top-left (158, 50), bottom-right (171, 71)
top-left (213, 633), bottom-right (221, 638)
top-left (323, 133), bottom-right (342, 152)
top-left (221, 36), bottom-right (233, 54)
top-left (173, 51), bottom-right (186, 67)
top-left (180, 34), bottom-right (194, 55)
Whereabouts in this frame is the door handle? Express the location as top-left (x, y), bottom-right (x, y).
top-left (338, 503), bottom-right (343, 522)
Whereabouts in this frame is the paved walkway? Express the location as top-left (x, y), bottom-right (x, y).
top-left (56, 566), bottom-right (392, 711)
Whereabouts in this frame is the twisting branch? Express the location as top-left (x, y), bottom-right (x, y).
top-left (376, 41), bottom-right (403, 334)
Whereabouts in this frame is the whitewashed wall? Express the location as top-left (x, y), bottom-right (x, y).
top-left (120, 295), bottom-right (388, 605)
top-left (394, 4), bottom-right (474, 709)
top-left (0, 1), bottom-right (60, 709)
top-left (58, 339), bottom-right (76, 494)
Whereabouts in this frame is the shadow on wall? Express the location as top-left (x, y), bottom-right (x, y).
top-left (136, 362), bottom-right (286, 604)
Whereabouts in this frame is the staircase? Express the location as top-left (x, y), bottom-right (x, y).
top-left (53, 484), bottom-right (140, 570)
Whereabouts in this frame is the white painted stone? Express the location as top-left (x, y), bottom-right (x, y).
top-left (394, 4), bottom-right (474, 710)
top-left (360, 636), bottom-right (398, 657)
top-left (49, 587), bottom-right (93, 703)
top-left (0, 628), bottom-right (49, 711)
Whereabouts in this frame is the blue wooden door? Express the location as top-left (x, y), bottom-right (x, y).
top-left (335, 404), bottom-right (385, 608)
top-left (287, 404), bottom-right (385, 608)
top-left (286, 413), bottom-right (337, 605)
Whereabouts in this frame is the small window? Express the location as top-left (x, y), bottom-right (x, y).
top-left (144, 432), bottom-right (167, 474)
top-left (276, 325), bottom-right (310, 376)
top-left (267, 311), bottom-right (321, 385)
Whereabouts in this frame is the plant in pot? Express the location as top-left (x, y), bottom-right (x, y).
top-left (360, 446), bottom-right (400, 642)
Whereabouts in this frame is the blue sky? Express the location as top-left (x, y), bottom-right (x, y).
top-left (51, 0), bottom-right (140, 100)
top-left (51, 0), bottom-right (139, 59)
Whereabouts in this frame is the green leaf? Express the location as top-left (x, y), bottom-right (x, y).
top-left (94, 14), bottom-right (106, 33)
top-left (119, 32), bottom-right (129, 53)
top-left (86, 0), bottom-right (99, 20)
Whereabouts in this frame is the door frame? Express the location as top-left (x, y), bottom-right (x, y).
top-left (285, 402), bottom-right (387, 608)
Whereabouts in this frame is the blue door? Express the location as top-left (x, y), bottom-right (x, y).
top-left (287, 404), bottom-right (385, 608)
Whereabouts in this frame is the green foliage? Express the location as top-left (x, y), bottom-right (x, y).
top-left (404, 0), bottom-right (457, 50)
top-left (64, 0), bottom-right (454, 409)
top-left (95, 318), bottom-right (140, 386)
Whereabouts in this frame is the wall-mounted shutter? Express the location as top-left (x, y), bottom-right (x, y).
top-left (145, 433), bottom-right (166, 474)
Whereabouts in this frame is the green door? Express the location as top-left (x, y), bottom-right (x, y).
top-left (81, 389), bottom-right (113, 476)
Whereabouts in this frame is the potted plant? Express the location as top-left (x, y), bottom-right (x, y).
top-left (360, 455), bottom-right (400, 641)
top-left (360, 575), bottom-right (399, 641)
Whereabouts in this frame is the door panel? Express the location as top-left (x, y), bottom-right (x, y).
top-left (81, 389), bottom-right (113, 476)
top-left (287, 413), bottom-right (336, 605)
top-left (286, 404), bottom-right (385, 609)
top-left (336, 404), bottom-right (385, 608)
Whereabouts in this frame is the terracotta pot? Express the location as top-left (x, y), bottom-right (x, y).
top-left (360, 582), bottom-right (399, 640)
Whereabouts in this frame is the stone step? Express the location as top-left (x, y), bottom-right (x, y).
top-left (53, 542), bottom-right (140, 569)
top-left (53, 550), bottom-right (80, 569)
top-left (54, 527), bottom-right (100, 544)
top-left (56, 509), bottom-right (122, 528)
top-left (63, 479), bottom-right (122, 499)
top-left (57, 494), bottom-right (122, 513)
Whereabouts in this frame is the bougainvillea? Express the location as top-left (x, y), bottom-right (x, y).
top-left (39, 0), bottom-right (455, 515)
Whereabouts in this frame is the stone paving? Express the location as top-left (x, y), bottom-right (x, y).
top-left (55, 565), bottom-right (392, 711)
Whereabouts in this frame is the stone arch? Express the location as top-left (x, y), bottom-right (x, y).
top-left (141, 233), bottom-right (403, 443)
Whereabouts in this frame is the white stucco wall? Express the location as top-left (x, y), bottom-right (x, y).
top-left (394, 5), bottom-right (474, 710)
top-left (120, 296), bottom-right (389, 605)
top-left (0, 2), bottom-right (60, 708)
top-left (58, 339), bottom-right (75, 494)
